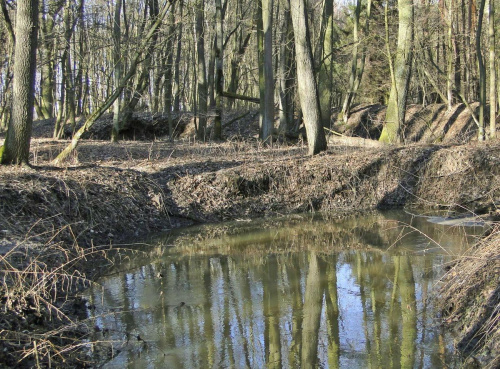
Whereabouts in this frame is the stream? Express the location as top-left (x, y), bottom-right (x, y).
top-left (84, 210), bottom-right (487, 368)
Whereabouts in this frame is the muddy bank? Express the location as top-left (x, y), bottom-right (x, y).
top-left (0, 135), bottom-right (499, 366)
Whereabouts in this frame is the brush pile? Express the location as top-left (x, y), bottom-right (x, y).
top-left (438, 225), bottom-right (500, 368)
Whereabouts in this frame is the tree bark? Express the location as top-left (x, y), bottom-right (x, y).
top-left (261, 0), bottom-right (274, 143)
top-left (489, 0), bottom-right (496, 139)
top-left (213, 0), bottom-right (224, 140)
top-left (290, 0), bottom-right (327, 155)
top-left (195, 0), bottom-right (208, 140)
top-left (1, 0), bottom-right (39, 165)
top-left (477, 0), bottom-right (486, 141)
top-left (379, 0), bottom-right (414, 144)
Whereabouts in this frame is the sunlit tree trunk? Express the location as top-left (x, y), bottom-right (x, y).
top-left (213, 0), bottom-right (223, 139)
top-left (111, 0), bottom-right (123, 142)
top-left (290, 0), bottom-right (327, 155)
top-left (489, 0), bottom-right (496, 139)
top-left (195, 0), bottom-right (208, 140)
top-left (446, 0), bottom-right (454, 111)
top-left (477, 0), bottom-right (486, 141)
top-left (1, 0), bottom-right (38, 165)
top-left (261, 0), bottom-right (274, 143)
top-left (380, 0), bottom-right (414, 144)
top-left (163, 5), bottom-right (176, 137)
top-left (317, 0), bottom-right (335, 127)
top-left (173, 0), bottom-right (184, 112)
top-left (277, 0), bottom-right (295, 137)
top-left (39, 0), bottom-right (62, 120)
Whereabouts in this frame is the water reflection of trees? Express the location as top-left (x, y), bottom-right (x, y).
top-left (86, 212), bottom-right (477, 367)
top-left (90, 250), bottom-right (456, 368)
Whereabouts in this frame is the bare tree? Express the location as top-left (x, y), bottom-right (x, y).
top-left (290, 0), bottom-right (327, 155)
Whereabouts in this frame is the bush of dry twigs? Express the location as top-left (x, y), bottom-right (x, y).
top-left (438, 224), bottom-right (500, 368)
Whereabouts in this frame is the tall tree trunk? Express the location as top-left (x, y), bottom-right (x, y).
top-left (257, 0), bottom-right (265, 136)
top-left (39, 0), bottom-right (61, 120)
top-left (446, 0), bottom-right (454, 111)
top-left (261, 0), bottom-right (274, 143)
top-left (111, 0), bottom-right (123, 142)
top-left (290, 0), bottom-right (327, 155)
top-left (379, 0), bottom-right (414, 144)
top-left (173, 0), bottom-right (184, 112)
top-left (213, 0), bottom-right (224, 140)
top-left (1, 0), bottom-right (39, 165)
top-left (477, 0), bottom-right (486, 141)
top-left (317, 0), bottom-right (335, 127)
top-left (164, 4), bottom-right (176, 137)
top-left (195, 0), bottom-right (208, 140)
top-left (489, 0), bottom-right (496, 139)
top-left (277, 0), bottom-right (294, 136)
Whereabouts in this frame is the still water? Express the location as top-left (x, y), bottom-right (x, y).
top-left (85, 211), bottom-right (486, 368)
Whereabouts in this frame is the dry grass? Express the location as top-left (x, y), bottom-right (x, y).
top-left (0, 227), bottom-right (128, 368)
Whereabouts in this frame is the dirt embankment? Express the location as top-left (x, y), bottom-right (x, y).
top-left (0, 106), bottom-right (499, 367)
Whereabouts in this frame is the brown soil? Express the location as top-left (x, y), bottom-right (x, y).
top-left (0, 105), bottom-right (499, 367)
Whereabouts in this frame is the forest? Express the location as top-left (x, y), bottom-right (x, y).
top-left (0, 0), bottom-right (499, 367)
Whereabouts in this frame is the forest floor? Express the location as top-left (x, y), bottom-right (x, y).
top-left (0, 104), bottom-right (499, 367)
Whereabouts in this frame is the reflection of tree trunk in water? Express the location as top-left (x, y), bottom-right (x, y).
top-left (356, 253), bottom-right (373, 362)
top-left (397, 255), bottom-right (417, 369)
top-left (161, 263), bottom-right (183, 368)
top-left (221, 257), bottom-right (236, 367)
top-left (239, 264), bottom-right (256, 367)
top-left (370, 255), bottom-right (384, 368)
top-left (389, 257), bottom-right (402, 369)
top-left (301, 253), bottom-right (324, 368)
top-left (286, 255), bottom-right (303, 367)
top-left (203, 259), bottom-right (215, 367)
top-left (325, 258), bottom-right (340, 369)
top-left (264, 255), bottom-right (281, 368)
top-left (226, 262), bottom-right (252, 368)
top-left (418, 257), bottom-right (431, 369)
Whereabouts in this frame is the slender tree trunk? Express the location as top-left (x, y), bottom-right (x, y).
top-left (164, 5), bottom-right (176, 137)
top-left (278, 0), bottom-right (293, 135)
top-left (1, 0), bottom-right (39, 165)
top-left (317, 0), bottom-right (335, 127)
top-left (446, 0), bottom-right (454, 111)
top-left (489, 0), bottom-right (496, 139)
top-left (195, 0), bottom-right (208, 140)
top-left (111, 0), bottom-right (123, 142)
top-left (477, 0), bottom-right (486, 141)
top-left (379, 0), bottom-right (414, 144)
top-left (257, 0), bottom-right (265, 135)
top-left (290, 0), bottom-right (327, 155)
top-left (173, 0), bottom-right (184, 112)
top-left (213, 0), bottom-right (223, 139)
top-left (261, 0), bottom-right (274, 143)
